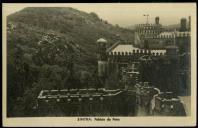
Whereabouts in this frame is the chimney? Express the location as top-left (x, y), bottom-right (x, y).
top-left (155, 17), bottom-right (159, 25)
top-left (180, 18), bottom-right (187, 32)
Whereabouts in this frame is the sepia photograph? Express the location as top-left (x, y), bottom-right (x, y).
top-left (2, 3), bottom-right (197, 127)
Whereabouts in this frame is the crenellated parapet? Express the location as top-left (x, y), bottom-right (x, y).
top-left (156, 34), bottom-right (174, 39)
top-left (135, 20), bottom-right (163, 37)
top-left (135, 23), bottom-right (162, 28)
top-left (134, 16), bottom-right (191, 50)
top-left (107, 49), bottom-right (166, 62)
top-left (175, 31), bottom-right (191, 37)
top-left (37, 88), bottom-right (123, 103)
top-left (108, 50), bottom-right (166, 56)
top-left (36, 88), bottom-right (135, 116)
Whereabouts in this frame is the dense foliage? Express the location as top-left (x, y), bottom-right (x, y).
top-left (7, 7), bottom-right (135, 117)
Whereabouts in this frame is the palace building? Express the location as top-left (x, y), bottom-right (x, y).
top-left (134, 16), bottom-right (191, 50)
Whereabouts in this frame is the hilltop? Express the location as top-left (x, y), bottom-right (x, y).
top-left (7, 7), bottom-right (135, 117)
top-left (7, 7), bottom-right (134, 71)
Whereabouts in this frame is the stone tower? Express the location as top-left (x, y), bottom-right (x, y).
top-left (97, 38), bottom-right (108, 86)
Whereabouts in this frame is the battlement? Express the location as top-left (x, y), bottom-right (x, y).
top-left (37, 88), bottom-right (123, 103)
top-left (108, 49), bottom-right (166, 56)
top-left (143, 31), bottom-right (190, 39)
top-left (36, 88), bottom-right (136, 116)
top-left (175, 31), bottom-right (191, 37)
top-left (135, 23), bottom-right (162, 28)
top-left (154, 31), bottom-right (174, 39)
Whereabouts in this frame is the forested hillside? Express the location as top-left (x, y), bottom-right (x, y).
top-left (7, 7), bottom-right (134, 117)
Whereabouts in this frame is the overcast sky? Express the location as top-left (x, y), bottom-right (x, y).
top-left (3, 3), bottom-right (195, 27)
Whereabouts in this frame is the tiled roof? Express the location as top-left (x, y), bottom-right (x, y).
top-left (111, 45), bottom-right (139, 53)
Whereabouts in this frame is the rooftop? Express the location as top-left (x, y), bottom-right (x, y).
top-left (111, 44), bottom-right (139, 53)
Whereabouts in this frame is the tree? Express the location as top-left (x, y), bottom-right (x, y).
top-left (90, 12), bottom-right (100, 21)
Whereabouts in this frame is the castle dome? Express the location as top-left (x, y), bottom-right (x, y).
top-left (96, 38), bottom-right (108, 43)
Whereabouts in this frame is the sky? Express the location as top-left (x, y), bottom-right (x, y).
top-left (3, 3), bottom-right (196, 27)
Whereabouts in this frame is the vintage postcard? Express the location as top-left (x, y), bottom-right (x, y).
top-left (2, 3), bottom-right (197, 127)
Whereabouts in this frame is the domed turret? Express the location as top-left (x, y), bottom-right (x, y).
top-left (96, 38), bottom-right (108, 43)
top-left (97, 38), bottom-right (108, 61)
